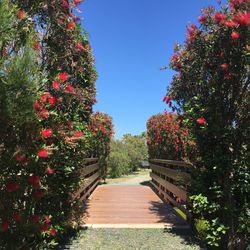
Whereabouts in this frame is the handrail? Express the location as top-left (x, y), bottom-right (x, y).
top-left (70, 158), bottom-right (100, 202)
top-left (149, 158), bottom-right (192, 219)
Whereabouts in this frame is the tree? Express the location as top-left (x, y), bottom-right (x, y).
top-left (167, 0), bottom-right (249, 248)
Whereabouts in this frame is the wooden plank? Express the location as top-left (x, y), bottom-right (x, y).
top-left (71, 171), bottom-right (99, 201)
top-left (81, 163), bottom-right (99, 177)
top-left (150, 181), bottom-right (191, 219)
top-left (150, 172), bottom-right (187, 201)
top-left (80, 176), bottom-right (99, 202)
top-left (83, 158), bottom-right (98, 163)
top-left (150, 159), bottom-right (192, 168)
top-left (150, 163), bottom-right (191, 181)
top-left (84, 185), bottom-right (188, 226)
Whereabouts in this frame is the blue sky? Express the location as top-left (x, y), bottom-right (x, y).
top-left (80, 0), bottom-right (224, 138)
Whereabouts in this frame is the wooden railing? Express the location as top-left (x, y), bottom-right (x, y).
top-left (71, 158), bottom-right (100, 202)
top-left (149, 158), bottom-right (192, 219)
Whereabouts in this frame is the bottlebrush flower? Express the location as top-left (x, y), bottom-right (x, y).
top-left (214, 13), bottom-right (226, 23)
top-left (62, 0), bottom-right (69, 8)
top-left (74, 0), bottom-right (82, 5)
top-left (224, 73), bottom-right (232, 80)
top-left (231, 31), bottom-right (240, 40)
top-left (17, 10), bottom-right (27, 20)
top-left (30, 215), bottom-right (40, 223)
top-left (65, 83), bottom-right (75, 93)
top-left (37, 149), bottom-right (49, 158)
top-left (40, 128), bottom-right (53, 138)
top-left (76, 42), bottom-right (84, 51)
top-left (220, 63), bottom-right (228, 70)
top-left (52, 81), bottom-right (60, 90)
top-left (33, 101), bottom-right (43, 110)
top-left (163, 96), bottom-right (172, 104)
top-left (50, 228), bottom-right (56, 236)
top-left (6, 182), bottom-right (20, 192)
top-left (41, 222), bottom-right (50, 231)
top-left (66, 121), bottom-right (73, 127)
top-left (73, 131), bottom-right (85, 138)
top-left (38, 110), bottom-right (49, 119)
top-left (198, 16), bottom-right (206, 23)
top-left (15, 154), bottom-right (27, 163)
top-left (32, 190), bottom-right (44, 200)
top-left (13, 213), bottom-right (22, 222)
top-left (1, 221), bottom-right (9, 232)
top-left (59, 73), bottom-right (69, 81)
top-left (28, 175), bottom-right (41, 188)
top-left (46, 167), bottom-right (56, 175)
top-left (196, 117), bottom-right (206, 125)
top-left (233, 12), bottom-right (250, 26)
top-left (33, 42), bottom-right (40, 50)
top-left (225, 20), bottom-right (238, 28)
top-left (67, 21), bottom-right (75, 31)
top-left (49, 96), bottom-right (57, 106)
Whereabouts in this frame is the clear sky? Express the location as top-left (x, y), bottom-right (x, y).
top-left (80, 0), bottom-right (225, 138)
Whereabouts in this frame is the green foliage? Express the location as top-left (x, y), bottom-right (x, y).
top-left (108, 133), bottom-right (148, 178)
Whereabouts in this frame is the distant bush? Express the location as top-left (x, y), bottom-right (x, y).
top-left (108, 133), bottom-right (148, 178)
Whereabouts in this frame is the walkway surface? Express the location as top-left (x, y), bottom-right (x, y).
top-left (83, 184), bottom-right (188, 228)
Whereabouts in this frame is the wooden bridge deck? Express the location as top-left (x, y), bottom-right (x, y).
top-left (83, 185), bottom-right (189, 228)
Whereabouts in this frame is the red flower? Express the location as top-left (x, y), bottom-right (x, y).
top-left (62, 0), bottom-right (69, 8)
top-left (50, 228), bottom-right (56, 236)
top-left (17, 10), bottom-right (27, 20)
top-left (59, 72), bottom-right (69, 81)
top-left (6, 182), bottom-right (20, 193)
top-left (38, 110), bottom-right (49, 119)
top-left (74, 0), bottom-right (82, 5)
top-left (76, 42), bottom-right (84, 51)
top-left (28, 175), bottom-right (41, 188)
top-left (65, 83), bottom-right (75, 93)
top-left (46, 167), bottom-right (56, 175)
top-left (225, 20), bottom-right (238, 28)
top-left (66, 121), bottom-right (73, 127)
top-left (40, 128), bottom-right (53, 138)
top-left (33, 101), bottom-right (43, 110)
top-left (220, 63), bottom-right (228, 70)
top-left (198, 16), bottom-right (206, 23)
top-left (49, 96), bottom-right (57, 106)
top-left (73, 131), bottom-right (85, 138)
top-left (233, 12), bottom-right (250, 26)
top-left (163, 96), bottom-right (172, 104)
top-left (214, 13), bottom-right (226, 23)
top-left (31, 215), bottom-right (40, 223)
top-left (41, 222), bottom-right (50, 231)
top-left (196, 117), bottom-right (206, 125)
top-left (32, 190), bottom-right (44, 200)
top-left (37, 149), bottom-right (49, 158)
top-left (13, 212), bottom-right (22, 222)
top-left (52, 81), bottom-right (60, 90)
top-left (44, 216), bottom-right (51, 224)
top-left (15, 154), bottom-right (27, 163)
top-left (67, 21), bottom-right (75, 31)
top-left (1, 221), bottom-right (9, 232)
top-left (231, 31), bottom-right (240, 40)
top-left (224, 73), bottom-right (232, 80)
top-left (33, 42), bottom-right (40, 50)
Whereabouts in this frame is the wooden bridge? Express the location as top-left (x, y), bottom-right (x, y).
top-left (72, 158), bottom-right (192, 229)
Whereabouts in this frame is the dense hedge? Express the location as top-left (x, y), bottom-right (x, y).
top-left (165, 0), bottom-right (249, 249)
top-left (89, 112), bottom-right (114, 180)
top-left (0, 0), bottom-right (112, 248)
top-left (147, 113), bottom-right (194, 161)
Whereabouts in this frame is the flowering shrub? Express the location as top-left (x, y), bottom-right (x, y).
top-left (166, 0), bottom-right (249, 248)
top-left (147, 113), bottom-right (194, 161)
top-left (89, 112), bottom-right (114, 180)
top-left (0, 0), bottom-right (111, 248)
